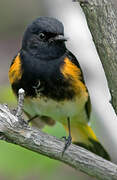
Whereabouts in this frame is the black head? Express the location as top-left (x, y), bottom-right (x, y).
top-left (22, 17), bottom-right (67, 60)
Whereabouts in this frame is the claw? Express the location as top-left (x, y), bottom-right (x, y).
top-left (62, 117), bottom-right (72, 156)
top-left (62, 135), bottom-right (72, 156)
top-left (61, 136), bottom-right (67, 141)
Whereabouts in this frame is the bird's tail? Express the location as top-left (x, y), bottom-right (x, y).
top-left (64, 123), bottom-right (110, 161)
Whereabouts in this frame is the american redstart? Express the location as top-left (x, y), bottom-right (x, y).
top-left (9, 16), bottom-right (110, 160)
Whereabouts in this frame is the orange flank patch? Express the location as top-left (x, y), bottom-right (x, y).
top-left (9, 53), bottom-right (22, 84)
top-left (60, 57), bottom-right (87, 96)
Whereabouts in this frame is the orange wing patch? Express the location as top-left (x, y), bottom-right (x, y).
top-left (9, 53), bottom-right (22, 84)
top-left (61, 57), bottom-right (87, 96)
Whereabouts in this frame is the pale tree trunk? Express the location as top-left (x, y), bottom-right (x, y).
top-left (77, 0), bottom-right (117, 115)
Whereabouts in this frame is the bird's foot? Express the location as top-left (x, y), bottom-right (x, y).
top-left (62, 135), bottom-right (72, 156)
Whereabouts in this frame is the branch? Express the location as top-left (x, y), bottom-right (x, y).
top-left (77, 0), bottom-right (117, 114)
top-left (0, 91), bottom-right (117, 180)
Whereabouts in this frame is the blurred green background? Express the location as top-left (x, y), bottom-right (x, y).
top-left (0, 0), bottom-right (117, 180)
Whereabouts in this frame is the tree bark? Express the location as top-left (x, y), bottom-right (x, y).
top-left (0, 103), bottom-right (117, 180)
top-left (77, 0), bottom-right (117, 114)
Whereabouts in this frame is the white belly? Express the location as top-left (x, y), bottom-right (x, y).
top-left (24, 95), bottom-right (88, 125)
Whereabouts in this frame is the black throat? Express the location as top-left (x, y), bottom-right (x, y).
top-left (22, 37), bottom-right (67, 61)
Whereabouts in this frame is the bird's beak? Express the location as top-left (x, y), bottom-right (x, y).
top-left (54, 35), bottom-right (68, 41)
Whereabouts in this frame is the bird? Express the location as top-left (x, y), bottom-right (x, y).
top-left (9, 16), bottom-right (110, 160)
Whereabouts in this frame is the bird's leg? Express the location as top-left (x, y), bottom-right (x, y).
top-left (62, 117), bottom-right (72, 156)
top-left (28, 115), bottom-right (38, 123)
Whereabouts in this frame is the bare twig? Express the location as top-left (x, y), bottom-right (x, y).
top-left (16, 88), bottom-right (25, 118)
top-left (0, 89), bottom-right (117, 179)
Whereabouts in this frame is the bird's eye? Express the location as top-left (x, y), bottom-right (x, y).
top-left (39, 33), bottom-right (46, 40)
